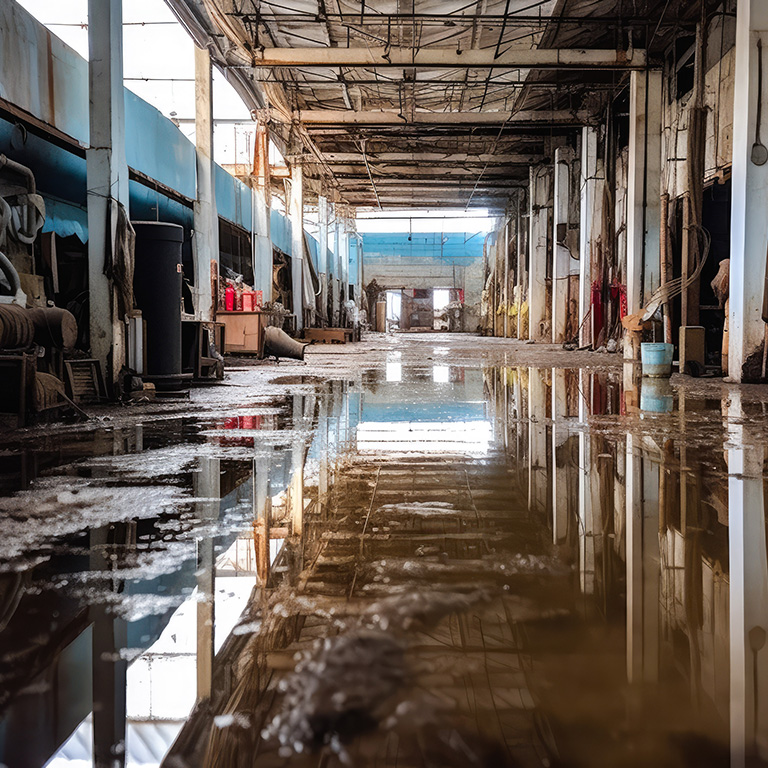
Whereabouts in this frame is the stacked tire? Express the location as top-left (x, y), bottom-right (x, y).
top-left (0, 305), bottom-right (34, 350)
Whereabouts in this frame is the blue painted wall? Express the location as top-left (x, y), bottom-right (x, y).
top-left (1, 0), bottom-right (298, 266)
top-left (361, 232), bottom-right (484, 265)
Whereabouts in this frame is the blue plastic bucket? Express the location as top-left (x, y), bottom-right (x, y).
top-left (640, 342), bottom-right (674, 378)
top-left (640, 378), bottom-right (674, 412)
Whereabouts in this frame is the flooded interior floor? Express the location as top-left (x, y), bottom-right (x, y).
top-left (1, 333), bottom-right (767, 767)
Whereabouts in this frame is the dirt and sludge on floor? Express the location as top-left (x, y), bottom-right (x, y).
top-left (0, 333), bottom-right (766, 767)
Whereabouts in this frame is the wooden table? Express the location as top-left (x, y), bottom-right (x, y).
top-left (303, 327), bottom-right (353, 344)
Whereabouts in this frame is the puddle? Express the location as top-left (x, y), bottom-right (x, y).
top-left (0, 346), bottom-right (766, 767)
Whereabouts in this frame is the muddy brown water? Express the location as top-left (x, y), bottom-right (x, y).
top-left (0, 342), bottom-right (765, 767)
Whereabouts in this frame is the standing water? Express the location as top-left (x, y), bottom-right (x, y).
top-left (0, 337), bottom-right (764, 767)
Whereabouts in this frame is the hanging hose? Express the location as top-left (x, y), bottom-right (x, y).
top-left (0, 155), bottom-right (45, 245)
top-left (0, 251), bottom-right (22, 297)
top-left (8, 194), bottom-right (45, 245)
top-left (0, 196), bottom-right (10, 244)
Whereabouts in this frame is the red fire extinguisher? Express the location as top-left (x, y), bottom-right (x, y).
top-left (225, 284), bottom-right (235, 311)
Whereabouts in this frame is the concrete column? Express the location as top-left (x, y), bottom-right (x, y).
top-left (727, 392), bottom-right (768, 767)
top-left (503, 215), bottom-right (510, 338)
top-left (290, 160), bottom-right (304, 331)
top-left (626, 69), bottom-right (662, 325)
top-left (579, 126), bottom-right (601, 348)
top-left (529, 166), bottom-right (551, 341)
top-left (729, 2), bottom-right (768, 381)
top-left (318, 195), bottom-right (329, 321)
top-left (253, 120), bottom-right (272, 301)
top-left (332, 205), bottom-right (341, 324)
top-left (86, 0), bottom-right (129, 388)
top-left (552, 147), bottom-right (574, 344)
top-left (337, 216), bottom-right (349, 318)
top-left (516, 194), bottom-right (526, 339)
top-left (193, 45), bottom-right (217, 322)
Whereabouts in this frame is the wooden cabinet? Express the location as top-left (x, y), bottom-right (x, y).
top-left (216, 311), bottom-right (269, 356)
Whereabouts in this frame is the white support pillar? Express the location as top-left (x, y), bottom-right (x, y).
top-left (318, 195), bottom-right (329, 321)
top-left (86, 0), bottom-right (129, 388)
top-left (253, 120), bottom-right (272, 301)
top-left (552, 147), bottom-right (574, 344)
top-left (730, 2), bottom-right (768, 381)
top-left (193, 45), bottom-right (217, 322)
top-left (727, 392), bottom-right (768, 767)
top-left (626, 70), bottom-right (662, 329)
top-left (337, 215), bottom-right (349, 315)
top-left (516, 194), bottom-right (526, 339)
top-left (528, 166), bottom-right (551, 341)
top-left (579, 126), bottom-right (601, 348)
top-left (332, 205), bottom-right (341, 324)
top-left (503, 215), bottom-right (510, 337)
top-left (290, 160), bottom-right (304, 331)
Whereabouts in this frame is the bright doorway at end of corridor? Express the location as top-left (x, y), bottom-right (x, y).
top-left (433, 288), bottom-right (451, 330)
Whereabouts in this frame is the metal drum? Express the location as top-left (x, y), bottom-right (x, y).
top-left (132, 221), bottom-right (184, 390)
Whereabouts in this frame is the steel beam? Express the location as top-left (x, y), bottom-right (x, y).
top-left (254, 46), bottom-right (646, 69)
top-left (296, 109), bottom-right (590, 125)
top-left (323, 152), bottom-right (543, 163)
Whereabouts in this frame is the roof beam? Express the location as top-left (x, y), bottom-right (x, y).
top-left (297, 109), bottom-right (590, 125)
top-left (333, 167), bottom-right (529, 177)
top-left (254, 46), bottom-right (646, 70)
top-left (324, 152), bottom-right (543, 164)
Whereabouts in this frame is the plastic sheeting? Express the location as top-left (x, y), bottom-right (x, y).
top-left (40, 197), bottom-right (88, 243)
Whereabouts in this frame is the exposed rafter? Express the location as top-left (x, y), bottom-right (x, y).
top-left (254, 46), bottom-right (647, 70)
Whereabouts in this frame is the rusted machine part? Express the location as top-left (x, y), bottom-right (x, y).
top-left (34, 371), bottom-right (89, 419)
top-left (27, 307), bottom-right (78, 351)
top-left (0, 154), bottom-right (36, 194)
top-left (0, 304), bottom-right (34, 349)
top-left (263, 326), bottom-right (308, 361)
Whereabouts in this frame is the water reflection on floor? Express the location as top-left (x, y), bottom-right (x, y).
top-left (0, 343), bottom-right (767, 767)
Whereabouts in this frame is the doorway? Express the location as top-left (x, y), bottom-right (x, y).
top-left (433, 288), bottom-right (450, 330)
top-left (386, 290), bottom-right (402, 332)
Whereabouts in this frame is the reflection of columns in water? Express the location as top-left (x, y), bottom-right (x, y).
top-left (551, 368), bottom-right (570, 544)
top-left (194, 457), bottom-right (220, 702)
top-left (578, 370), bottom-right (596, 594)
top-left (290, 443), bottom-right (305, 537)
top-left (728, 393), bottom-right (768, 768)
top-left (528, 367), bottom-right (548, 514)
top-left (625, 433), bottom-right (660, 684)
top-left (513, 368), bottom-right (524, 469)
top-left (90, 526), bottom-right (128, 768)
top-left (318, 395), bottom-right (329, 518)
top-left (253, 451), bottom-right (272, 584)
top-left (289, 394), bottom-right (311, 537)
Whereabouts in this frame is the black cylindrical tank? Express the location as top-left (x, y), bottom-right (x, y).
top-left (132, 221), bottom-right (184, 389)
